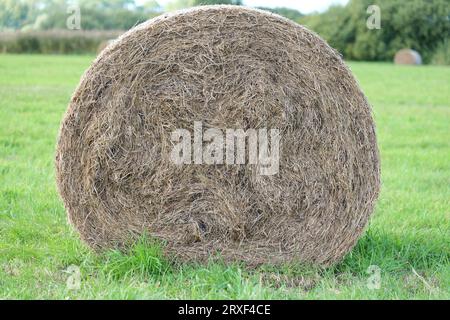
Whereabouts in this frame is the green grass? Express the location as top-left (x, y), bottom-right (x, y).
top-left (0, 55), bottom-right (449, 299)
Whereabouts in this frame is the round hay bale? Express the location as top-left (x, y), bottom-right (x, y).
top-left (55, 6), bottom-right (380, 266)
top-left (394, 49), bottom-right (422, 65)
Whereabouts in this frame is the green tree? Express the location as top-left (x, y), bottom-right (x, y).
top-left (301, 0), bottom-right (450, 63)
top-left (192, 0), bottom-right (242, 5)
top-left (257, 7), bottom-right (303, 22)
top-left (0, 0), bottom-right (48, 30)
top-left (0, 0), bottom-right (162, 31)
top-left (165, 0), bottom-right (241, 11)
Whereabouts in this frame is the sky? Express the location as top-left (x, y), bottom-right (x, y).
top-left (154, 0), bottom-right (350, 14)
top-left (239, 0), bottom-right (348, 13)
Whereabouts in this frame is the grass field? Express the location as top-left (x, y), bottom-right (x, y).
top-left (0, 54), bottom-right (448, 299)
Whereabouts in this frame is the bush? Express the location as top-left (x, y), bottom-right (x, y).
top-left (431, 39), bottom-right (450, 66)
top-left (0, 30), bottom-right (123, 54)
top-left (300, 0), bottom-right (450, 63)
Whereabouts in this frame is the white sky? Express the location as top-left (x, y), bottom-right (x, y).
top-left (154, 0), bottom-right (349, 14)
top-left (240, 0), bottom-right (348, 13)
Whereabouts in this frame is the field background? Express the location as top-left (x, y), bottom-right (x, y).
top-left (0, 54), bottom-right (448, 299)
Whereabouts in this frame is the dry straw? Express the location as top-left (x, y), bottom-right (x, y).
top-left (56, 6), bottom-right (380, 266)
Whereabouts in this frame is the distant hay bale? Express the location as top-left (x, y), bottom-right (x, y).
top-left (55, 6), bottom-right (380, 266)
top-left (394, 49), bottom-right (422, 65)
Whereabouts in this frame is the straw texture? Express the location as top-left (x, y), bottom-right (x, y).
top-left (56, 6), bottom-right (380, 266)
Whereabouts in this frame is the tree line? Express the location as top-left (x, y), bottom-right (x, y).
top-left (300, 0), bottom-right (449, 63)
top-left (0, 0), bottom-right (448, 63)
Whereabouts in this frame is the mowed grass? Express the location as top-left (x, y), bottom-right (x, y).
top-left (0, 54), bottom-right (448, 299)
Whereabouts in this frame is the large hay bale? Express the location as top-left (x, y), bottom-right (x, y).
top-left (394, 49), bottom-right (422, 65)
top-left (55, 6), bottom-right (380, 266)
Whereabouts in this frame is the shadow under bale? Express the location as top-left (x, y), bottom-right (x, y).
top-left (55, 6), bottom-right (380, 266)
